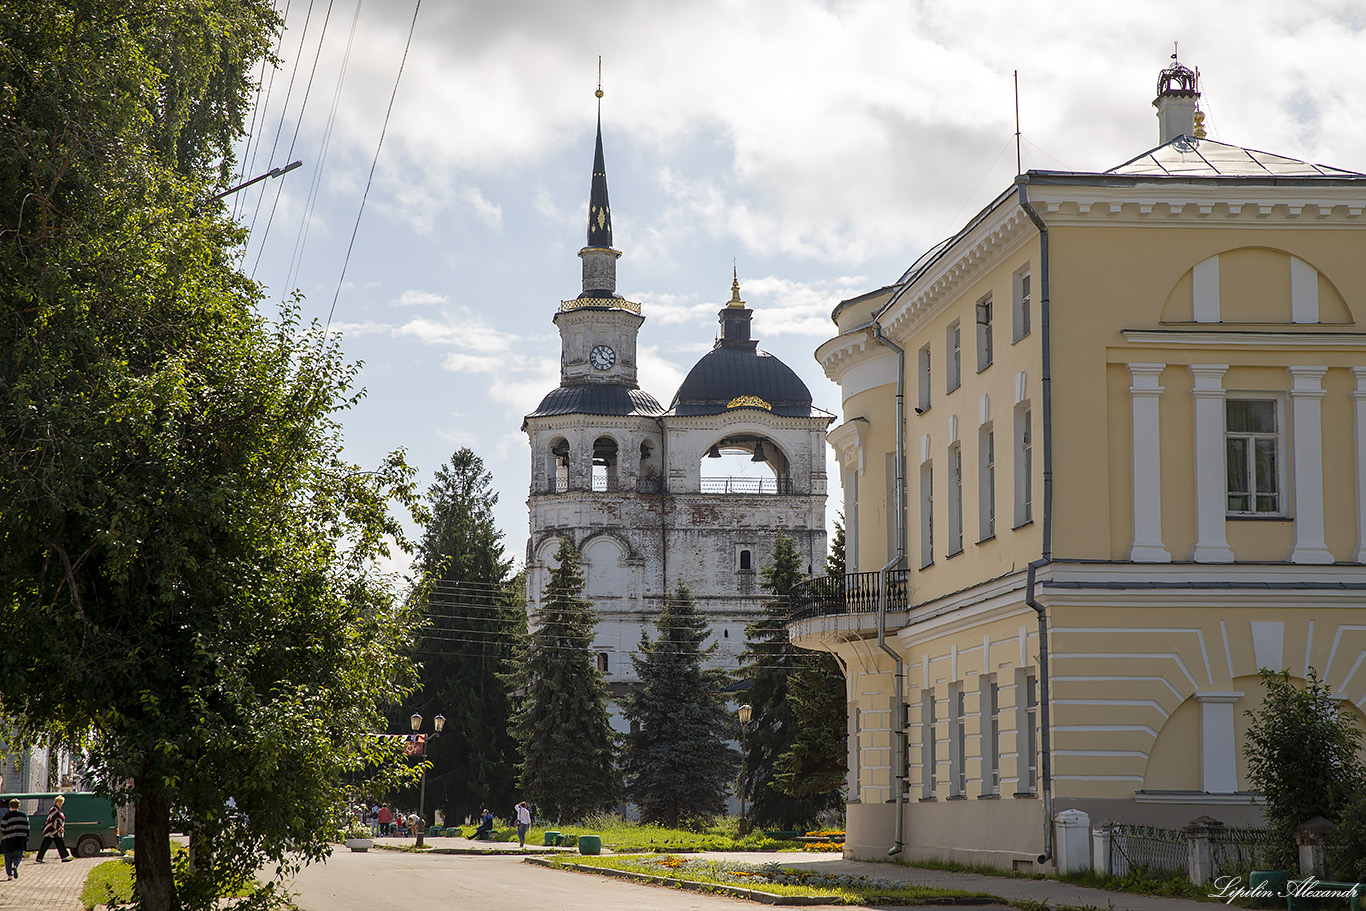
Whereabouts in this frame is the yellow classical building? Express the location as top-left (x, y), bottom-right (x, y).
top-left (794, 61), bottom-right (1366, 869)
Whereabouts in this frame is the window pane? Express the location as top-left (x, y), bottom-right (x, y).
top-left (1226, 399), bottom-right (1276, 434)
top-left (1254, 438), bottom-right (1277, 502)
top-left (1226, 438), bottom-right (1249, 494)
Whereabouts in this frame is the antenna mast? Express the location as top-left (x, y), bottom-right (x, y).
top-left (1014, 70), bottom-right (1022, 175)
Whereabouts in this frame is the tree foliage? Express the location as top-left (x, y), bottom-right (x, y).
top-left (1244, 668), bottom-right (1366, 872)
top-left (392, 448), bottom-right (523, 825)
top-left (773, 517), bottom-right (847, 812)
top-left (511, 539), bottom-right (618, 821)
top-left (740, 536), bottom-right (832, 830)
top-left (0, 3), bottom-right (424, 909)
top-left (621, 581), bottom-right (738, 828)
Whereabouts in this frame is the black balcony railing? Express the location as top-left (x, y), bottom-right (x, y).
top-left (789, 570), bottom-right (910, 623)
top-left (699, 475), bottom-right (800, 495)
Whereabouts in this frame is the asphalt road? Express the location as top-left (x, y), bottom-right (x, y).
top-left (282, 848), bottom-right (782, 911)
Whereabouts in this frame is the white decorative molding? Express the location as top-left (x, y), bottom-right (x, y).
top-left (1251, 621), bottom-right (1285, 672)
top-left (1127, 364), bottom-right (1170, 562)
top-left (1188, 365), bottom-right (1234, 563)
top-left (948, 414), bottom-right (959, 445)
top-left (827, 417), bottom-right (869, 473)
top-left (1192, 256), bottom-right (1220, 323)
top-left (1290, 256), bottom-right (1320, 324)
top-left (979, 393), bottom-right (991, 426)
top-left (1354, 367), bottom-right (1366, 564)
top-left (920, 433), bottom-right (931, 464)
top-left (1287, 366), bottom-right (1333, 564)
top-left (1195, 692), bottom-right (1244, 793)
top-left (1123, 330), bottom-right (1366, 349)
top-left (1015, 371), bottom-right (1028, 405)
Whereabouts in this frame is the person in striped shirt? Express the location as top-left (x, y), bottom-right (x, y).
top-left (1, 799), bottom-right (28, 879)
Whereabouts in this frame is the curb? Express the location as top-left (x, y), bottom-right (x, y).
top-left (524, 856), bottom-right (1006, 907)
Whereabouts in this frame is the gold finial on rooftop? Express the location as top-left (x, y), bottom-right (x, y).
top-left (728, 264), bottom-right (745, 309)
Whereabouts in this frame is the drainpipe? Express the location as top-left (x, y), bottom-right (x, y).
top-left (869, 321), bottom-right (907, 856)
top-left (1016, 176), bottom-right (1055, 866)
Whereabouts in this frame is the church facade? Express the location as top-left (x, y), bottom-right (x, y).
top-left (522, 112), bottom-right (834, 723)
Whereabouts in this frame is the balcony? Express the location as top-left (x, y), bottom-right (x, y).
top-left (699, 475), bottom-right (800, 495)
top-left (789, 570), bottom-right (910, 623)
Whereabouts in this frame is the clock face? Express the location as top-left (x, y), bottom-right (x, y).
top-left (589, 344), bottom-right (616, 370)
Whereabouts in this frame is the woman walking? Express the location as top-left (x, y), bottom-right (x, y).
top-left (34, 795), bottom-right (71, 863)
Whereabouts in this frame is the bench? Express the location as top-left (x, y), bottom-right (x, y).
top-left (1287, 879), bottom-right (1365, 911)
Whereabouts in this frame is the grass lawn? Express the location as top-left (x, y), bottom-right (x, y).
top-left (79, 859), bottom-right (132, 911)
top-left (544, 853), bottom-right (1001, 906)
top-left (452, 813), bottom-right (817, 853)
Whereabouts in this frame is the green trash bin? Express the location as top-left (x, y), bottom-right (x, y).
top-left (120, 835), bottom-right (135, 853)
top-left (553, 834), bottom-right (566, 847)
top-left (578, 835), bottom-right (602, 855)
top-left (543, 830), bottom-right (560, 846)
top-left (431, 825), bottom-right (444, 837)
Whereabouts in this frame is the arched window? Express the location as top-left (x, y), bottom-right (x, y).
top-left (592, 436), bottom-right (618, 491)
top-left (596, 652), bottom-right (609, 672)
top-left (548, 438), bottom-right (569, 492)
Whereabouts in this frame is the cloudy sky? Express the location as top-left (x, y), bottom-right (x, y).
top-left (235, 0), bottom-right (1366, 574)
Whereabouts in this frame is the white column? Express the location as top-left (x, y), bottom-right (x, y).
top-left (1189, 365), bottom-right (1234, 562)
top-left (1196, 692), bottom-right (1242, 793)
top-left (1128, 364), bottom-right (1171, 561)
top-left (1287, 366), bottom-right (1333, 564)
top-left (1353, 368), bottom-right (1366, 563)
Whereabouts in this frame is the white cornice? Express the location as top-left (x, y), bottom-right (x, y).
top-left (1025, 183), bottom-right (1366, 227)
top-left (1123, 329), bottom-right (1366, 349)
top-left (815, 328), bottom-right (895, 384)
top-left (882, 204), bottom-right (1034, 342)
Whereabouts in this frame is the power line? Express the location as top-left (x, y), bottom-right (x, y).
top-left (325, 0), bottom-right (422, 332)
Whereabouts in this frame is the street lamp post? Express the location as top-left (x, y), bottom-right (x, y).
top-left (410, 712), bottom-right (446, 848)
top-left (737, 703), bottom-right (753, 837)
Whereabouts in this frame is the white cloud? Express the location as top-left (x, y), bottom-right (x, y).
top-left (393, 290), bottom-right (448, 307)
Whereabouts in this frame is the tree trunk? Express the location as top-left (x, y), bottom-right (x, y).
top-left (135, 789), bottom-right (176, 911)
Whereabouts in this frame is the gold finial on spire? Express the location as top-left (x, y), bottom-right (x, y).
top-left (595, 56), bottom-right (604, 99)
top-left (728, 263), bottom-right (745, 309)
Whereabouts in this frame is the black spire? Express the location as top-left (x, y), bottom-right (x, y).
top-left (587, 110), bottom-right (613, 249)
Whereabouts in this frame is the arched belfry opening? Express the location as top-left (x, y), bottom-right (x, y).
top-left (592, 436), bottom-right (619, 491)
top-left (548, 437), bottom-right (570, 492)
top-left (701, 434), bottom-right (791, 494)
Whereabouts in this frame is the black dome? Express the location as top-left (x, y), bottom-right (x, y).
top-left (668, 346), bottom-right (815, 417)
top-left (525, 384), bottom-right (664, 421)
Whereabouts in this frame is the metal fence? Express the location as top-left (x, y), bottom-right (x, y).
top-left (1107, 823), bottom-right (1188, 877)
top-left (1210, 825), bottom-right (1277, 880)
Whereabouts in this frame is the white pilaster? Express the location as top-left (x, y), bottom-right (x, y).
top-left (1287, 366), bottom-right (1333, 564)
top-left (1196, 692), bottom-right (1243, 793)
top-left (1189, 365), bottom-right (1234, 562)
top-left (1127, 364), bottom-right (1170, 562)
top-left (1354, 368), bottom-right (1366, 563)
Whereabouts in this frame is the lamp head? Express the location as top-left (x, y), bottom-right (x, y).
top-left (410, 713), bottom-right (422, 733)
top-left (738, 703), bottom-right (753, 724)
top-left (434, 714), bottom-right (447, 733)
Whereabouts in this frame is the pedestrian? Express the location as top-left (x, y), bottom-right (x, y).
top-left (514, 801), bottom-right (531, 848)
top-left (35, 795), bottom-right (71, 863)
top-left (473, 808), bottom-right (493, 840)
top-left (370, 804), bottom-right (381, 837)
top-left (377, 804), bottom-right (392, 837)
top-left (2, 798), bottom-right (27, 879)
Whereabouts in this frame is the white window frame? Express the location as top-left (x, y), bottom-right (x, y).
top-left (1014, 404), bottom-right (1032, 528)
top-left (917, 344), bottom-right (932, 413)
top-left (1012, 267), bottom-right (1031, 343)
top-left (1016, 670), bottom-right (1038, 795)
top-left (949, 683), bottom-right (966, 797)
top-left (946, 322), bottom-right (962, 393)
top-left (948, 443), bottom-right (963, 556)
top-left (976, 294), bottom-right (993, 372)
top-left (921, 689), bottom-right (937, 798)
top-left (978, 425), bottom-right (996, 541)
top-left (919, 460), bottom-right (934, 568)
top-left (1224, 394), bottom-right (1287, 517)
top-left (980, 675), bottom-right (1000, 796)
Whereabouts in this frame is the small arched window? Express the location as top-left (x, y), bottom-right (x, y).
top-left (596, 652), bottom-right (609, 672)
top-left (738, 548), bottom-right (753, 571)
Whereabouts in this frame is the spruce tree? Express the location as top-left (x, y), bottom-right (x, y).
top-left (740, 536), bottom-right (827, 829)
top-left (512, 538), bottom-right (619, 820)
top-left (775, 516), bottom-right (849, 811)
top-left (622, 582), bottom-right (738, 828)
top-left (393, 448), bottom-right (523, 824)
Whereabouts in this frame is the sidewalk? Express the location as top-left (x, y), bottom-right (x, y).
top-left (0, 854), bottom-right (98, 911)
top-left (696, 851), bottom-right (1218, 911)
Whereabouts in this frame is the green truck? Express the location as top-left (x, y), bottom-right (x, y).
top-left (1, 792), bottom-right (119, 857)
